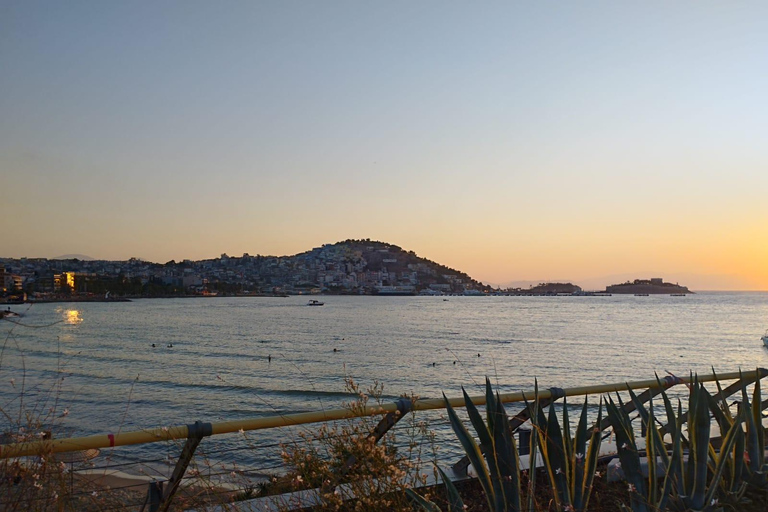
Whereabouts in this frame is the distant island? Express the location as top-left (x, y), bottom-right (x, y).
top-left (605, 278), bottom-right (691, 295)
top-left (505, 282), bottom-right (583, 295)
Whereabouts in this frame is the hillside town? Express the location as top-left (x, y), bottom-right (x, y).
top-left (1, 240), bottom-right (491, 301)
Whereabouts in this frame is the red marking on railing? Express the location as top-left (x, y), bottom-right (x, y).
top-left (108, 434), bottom-right (115, 447)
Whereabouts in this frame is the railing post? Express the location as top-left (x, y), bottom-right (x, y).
top-left (518, 427), bottom-right (532, 456)
top-left (338, 397), bottom-right (414, 476)
top-left (369, 397), bottom-right (414, 443)
top-left (142, 481), bottom-right (163, 512)
top-left (141, 420), bottom-right (212, 512)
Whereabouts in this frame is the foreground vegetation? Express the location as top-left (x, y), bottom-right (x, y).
top-left (3, 370), bottom-right (768, 511)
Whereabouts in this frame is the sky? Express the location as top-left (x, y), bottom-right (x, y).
top-left (2, 1), bottom-right (767, 290)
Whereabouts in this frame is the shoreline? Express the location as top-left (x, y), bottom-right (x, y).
top-left (4, 291), bottom-right (702, 305)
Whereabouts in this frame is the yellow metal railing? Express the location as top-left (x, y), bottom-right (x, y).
top-left (1, 368), bottom-right (765, 459)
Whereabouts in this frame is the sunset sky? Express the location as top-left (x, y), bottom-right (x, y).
top-left (2, 1), bottom-right (767, 290)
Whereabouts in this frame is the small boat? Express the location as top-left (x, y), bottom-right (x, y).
top-left (762, 330), bottom-right (768, 348)
top-left (1, 309), bottom-right (20, 319)
top-left (307, 299), bottom-right (324, 306)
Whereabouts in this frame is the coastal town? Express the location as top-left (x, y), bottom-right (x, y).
top-left (0, 240), bottom-right (491, 301)
top-left (1, 240), bottom-right (691, 302)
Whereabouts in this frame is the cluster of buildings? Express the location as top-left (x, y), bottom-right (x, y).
top-left (1, 241), bottom-right (488, 300)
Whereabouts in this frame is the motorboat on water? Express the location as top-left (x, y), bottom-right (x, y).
top-left (307, 299), bottom-right (324, 306)
top-left (762, 330), bottom-right (768, 347)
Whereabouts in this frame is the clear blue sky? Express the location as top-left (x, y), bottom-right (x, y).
top-left (2, 1), bottom-right (767, 289)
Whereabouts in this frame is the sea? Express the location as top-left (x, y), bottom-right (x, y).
top-left (2, 293), bottom-right (768, 479)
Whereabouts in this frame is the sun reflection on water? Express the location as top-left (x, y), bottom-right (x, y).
top-left (65, 309), bottom-right (83, 325)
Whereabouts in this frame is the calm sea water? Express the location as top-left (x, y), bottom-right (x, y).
top-left (2, 293), bottom-right (768, 475)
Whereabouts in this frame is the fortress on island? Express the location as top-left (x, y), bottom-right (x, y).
top-left (605, 278), bottom-right (691, 295)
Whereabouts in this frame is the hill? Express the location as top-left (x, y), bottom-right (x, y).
top-left (292, 239), bottom-right (489, 294)
top-left (2, 240), bottom-right (490, 297)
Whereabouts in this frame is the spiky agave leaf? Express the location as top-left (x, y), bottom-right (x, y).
top-left (542, 400), bottom-right (572, 509)
top-left (484, 379), bottom-right (507, 512)
top-left (563, 395), bottom-right (573, 467)
top-left (462, 386), bottom-right (493, 450)
top-left (644, 394), bottom-right (676, 509)
top-left (711, 367), bottom-right (734, 422)
top-left (406, 489), bottom-right (443, 512)
top-left (740, 370), bottom-right (761, 476)
top-left (626, 387), bottom-right (650, 431)
top-left (659, 382), bottom-right (678, 442)
top-left (524, 379), bottom-right (541, 512)
top-left (491, 389), bottom-right (521, 512)
top-left (656, 411), bottom-right (684, 512)
top-left (460, 384), bottom-right (508, 507)
top-left (731, 416), bottom-right (746, 493)
top-left (605, 397), bottom-right (649, 512)
top-left (579, 397), bottom-right (603, 512)
top-left (645, 394), bottom-right (658, 505)
top-left (526, 383), bottom-right (553, 509)
top-left (443, 392), bottom-right (496, 511)
top-left (459, 382), bottom-right (506, 511)
top-left (703, 403), bottom-right (746, 509)
top-left (627, 386), bottom-right (670, 470)
top-left (689, 380), bottom-right (713, 511)
top-left (486, 378), bottom-right (497, 438)
top-left (684, 376), bottom-right (698, 499)
top-left (628, 385), bottom-right (672, 507)
top-left (751, 373), bottom-right (764, 477)
top-left (572, 397), bottom-right (589, 508)
top-left (675, 398), bottom-right (687, 494)
top-left (698, 369), bottom-right (742, 496)
top-left (704, 386), bottom-right (731, 444)
top-left (436, 465), bottom-right (465, 512)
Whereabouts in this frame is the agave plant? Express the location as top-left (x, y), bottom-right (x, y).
top-left (707, 369), bottom-right (768, 497)
top-left (408, 377), bottom-right (522, 512)
top-left (607, 375), bottom-right (744, 512)
top-left (409, 378), bottom-right (604, 512)
top-left (737, 370), bottom-right (768, 490)
top-left (527, 388), bottom-right (603, 512)
top-left (405, 465), bottom-right (464, 512)
top-left (448, 377), bottom-right (523, 512)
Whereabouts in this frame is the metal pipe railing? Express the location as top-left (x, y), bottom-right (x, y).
top-left (1, 368), bottom-right (764, 459)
